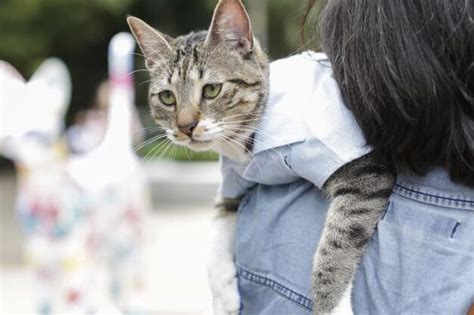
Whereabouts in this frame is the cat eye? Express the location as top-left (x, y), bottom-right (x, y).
top-left (203, 83), bottom-right (223, 100)
top-left (158, 90), bottom-right (176, 106)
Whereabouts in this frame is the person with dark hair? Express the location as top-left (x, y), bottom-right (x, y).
top-left (230, 0), bottom-right (473, 314)
top-left (313, 1), bottom-right (473, 313)
top-left (316, 0), bottom-right (473, 187)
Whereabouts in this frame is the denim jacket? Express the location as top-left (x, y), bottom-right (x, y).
top-left (234, 168), bottom-right (473, 314)
top-left (220, 53), bottom-right (474, 315)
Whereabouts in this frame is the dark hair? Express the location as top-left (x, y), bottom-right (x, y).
top-left (305, 0), bottom-right (474, 187)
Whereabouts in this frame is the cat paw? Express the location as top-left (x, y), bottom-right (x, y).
top-left (313, 303), bottom-right (353, 315)
top-left (323, 295), bottom-right (353, 315)
top-left (208, 261), bottom-right (241, 315)
top-left (313, 283), bottom-right (353, 315)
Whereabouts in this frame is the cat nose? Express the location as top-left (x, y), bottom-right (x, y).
top-left (178, 121), bottom-right (198, 137)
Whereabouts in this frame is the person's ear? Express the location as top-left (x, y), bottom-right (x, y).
top-left (205, 0), bottom-right (254, 53)
top-left (127, 16), bottom-right (174, 69)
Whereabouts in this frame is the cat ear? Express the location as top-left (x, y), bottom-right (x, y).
top-left (26, 58), bottom-right (71, 139)
top-left (0, 61), bottom-right (25, 143)
top-left (0, 61), bottom-right (24, 82)
top-left (205, 0), bottom-right (254, 52)
top-left (29, 58), bottom-right (72, 114)
top-left (127, 16), bottom-right (173, 69)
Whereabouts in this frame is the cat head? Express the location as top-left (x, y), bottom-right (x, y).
top-left (0, 58), bottom-right (71, 165)
top-left (128, 0), bottom-right (269, 160)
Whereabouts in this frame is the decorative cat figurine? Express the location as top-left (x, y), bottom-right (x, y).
top-left (67, 32), bottom-right (150, 312)
top-left (0, 58), bottom-right (92, 314)
top-left (128, 0), bottom-right (395, 314)
top-left (1, 34), bottom-right (150, 313)
top-left (0, 61), bottom-right (26, 142)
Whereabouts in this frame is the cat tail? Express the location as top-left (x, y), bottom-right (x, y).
top-left (312, 153), bottom-right (395, 314)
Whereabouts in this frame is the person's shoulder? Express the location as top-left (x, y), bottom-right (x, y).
top-left (270, 51), bottom-right (331, 78)
top-left (257, 52), bottom-right (334, 153)
top-left (268, 51), bottom-right (333, 101)
top-left (270, 51), bottom-right (330, 66)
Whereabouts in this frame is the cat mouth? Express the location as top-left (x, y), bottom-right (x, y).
top-left (168, 133), bottom-right (216, 150)
top-left (187, 139), bottom-right (215, 151)
top-left (190, 139), bottom-right (213, 144)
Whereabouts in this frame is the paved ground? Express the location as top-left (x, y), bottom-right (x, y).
top-left (0, 163), bottom-right (221, 315)
top-left (0, 169), bottom-right (23, 265)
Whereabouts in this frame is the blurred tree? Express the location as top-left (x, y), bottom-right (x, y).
top-left (247, 0), bottom-right (268, 46)
top-left (267, 0), bottom-right (318, 59)
top-left (127, 0), bottom-right (215, 110)
top-left (0, 0), bottom-right (135, 124)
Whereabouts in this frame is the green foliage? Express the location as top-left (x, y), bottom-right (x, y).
top-left (0, 0), bottom-right (137, 129)
top-left (267, 0), bottom-right (323, 59)
top-left (0, 0), bottom-right (134, 77)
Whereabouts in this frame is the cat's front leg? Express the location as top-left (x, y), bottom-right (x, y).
top-left (208, 197), bottom-right (241, 315)
top-left (312, 155), bottom-right (395, 315)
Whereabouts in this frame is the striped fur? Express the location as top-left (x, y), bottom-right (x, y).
top-left (128, 14), bottom-right (269, 162)
top-left (314, 154), bottom-right (395, 313)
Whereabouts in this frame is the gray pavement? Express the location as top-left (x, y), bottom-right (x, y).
top-left (0, 169), bottom-right (23, 265)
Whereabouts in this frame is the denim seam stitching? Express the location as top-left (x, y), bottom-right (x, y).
top-left (394, 184), bottom-right (474, 204)
top-left (237, 266), bottom-right (313, 311)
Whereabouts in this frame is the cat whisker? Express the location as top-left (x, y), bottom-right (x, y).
top-left (142, 139), bottom-right (169, 163)
top-left (134, 133), bottom-right (169, 152)
top-left (149, 139), bottom-right (175, 163)
top-left (134, 126), bottom-right (166, 137)
top-left (224, 130), bottom-right (286, 159)
top-left (184, 146), bottom-right (192, 161)
top-left (164, 142), bottom-right (177, 162)
top-left (133, 52), bottom-right (146, 58)
top-left (224, 125), bottom-right (301, 140)
top-left (220, 117), bottom-right (268, 125)
top-left (168, 144), bottom-right (177, 163)
top-left (133, 127), bottom-right (154, 138)
top-left (134, 134), bottom-right (163, 152)
top-left (154, 55), bottom-right (173, 77)
top-left (136, 42), bottom-right (172, 76)
top-left (220, 112), bottom-right (265, 121)
top-left (144, 139), bottom-right (166, 162)
top-left (131, 40), bottom-right (172, 76)
top-left (221, 117), bottom-right (265, 123)
top-left (219, 134), bottom-right (255, 161)
top-left (129, 68), bottom-right (150, 75)
top-left (223, 128), bottom-right (287, 161)
top-left (139, 79), bottom-right (154, 86)
top-left (153, 147), bottom-right (168, 163)
top-left (220, 116), bottom-right (271, 125)
top-left (220, 132), bottom-right (266, 173)
top-left (151, 62), bottom-right (173, 77)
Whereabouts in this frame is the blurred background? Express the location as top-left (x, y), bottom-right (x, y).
top-left (0, 0), bottom-right (317, 314)
top-left (0, 0), bottom-right (313, 127)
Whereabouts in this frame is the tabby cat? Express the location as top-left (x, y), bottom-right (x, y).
top-left (128, 0), bottom-right (395, 313)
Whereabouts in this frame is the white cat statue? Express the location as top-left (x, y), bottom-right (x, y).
top-left (0, 58), bottom-right (93, 315)
top-left (67, 32), bottom-right (151, 313)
